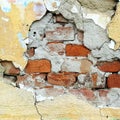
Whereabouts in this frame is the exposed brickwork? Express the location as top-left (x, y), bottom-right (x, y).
top-left (107, 74), bottom-right (120, 88)
top-left (17, 75), bottom-right (29, 83)
top-left (98, 61), bottom-right (120, 72)
top-left (91, 73), bottom-right (98, 88)
top-left (65, 44), bottom-right (90, 56)
top-left (99, 89), bottom-right (109, 97)
top-left (80, 59), bottom-right (92, 74)
top-left (79, 88), bottom-right (95, 100)
top-left (25, 59), bottom-right (51, 73)
top-left (1, 61), bottom-right (20, 75)
top-left (47, 72), bottom-right (76, 86)
top-left (47, 42), bottom-right (65, 55)
top-left (31, 73), bottom-right (46, 80)
top-left (69, 88), bottom-right (95, 100)
top-left (46, 26), bottom-right (75, 41)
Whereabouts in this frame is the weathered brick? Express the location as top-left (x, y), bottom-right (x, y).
top-left (47, 72), bottom-right (76, 86)
top-left (16, 74), bottom-right (35, 88)
top-left (1, 61), bottom-right (20, 75)
top-left (54, 14), bottom-right (68, 23)
top-left (25, 59), bottom-right (51, 73)
top-left (31, 73), bottom-right (46, 80)
top-left (27, 48), bottom-right (35, 57)
top-left (91, 73), bottom-right (98, 88)
top-left (79, 88), bottom-right (95, 100)
top-left (16, 75), bottom-right (29, 83)
top-left (80, 59), bottom-right (92, 74)
top-left (107, 74), bottom-right (120, 88)
top-left (62, 59), bottom-right (81, 72)
top-left (69, 88), bottom-right (95, 100)
top-left (99, 90), bottom-right (109, 97)
top-left (65, 44), bottom-right (90, 56)
top-left (47, 42), bottom-right (65, 55)
top-left (45, 25), bottom-right (75, 41)
top-left (62, 59), bottom-right (92, 73)
top-left (98, 61), bottom-right (120, 72)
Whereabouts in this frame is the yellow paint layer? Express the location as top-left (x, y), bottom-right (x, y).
top-left (37, 94), bottom-right (101, 120)
top-left (0, 80), bottom-right (39, 120)
top-left (107, 3), bottom-right (120, 49)
top-left (0, 2), bottom-right (46, 70)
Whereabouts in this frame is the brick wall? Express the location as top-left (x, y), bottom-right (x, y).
top-left (0, 12), bottom-right (120, 89)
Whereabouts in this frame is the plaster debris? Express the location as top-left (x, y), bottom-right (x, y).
top-left (58, 0), bottom-right (83, 30)
top-left (92, 42), bottom-right (120, 61)
top-left (83, 19), bottom-right (109, 50)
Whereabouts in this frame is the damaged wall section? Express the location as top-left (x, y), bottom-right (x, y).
top-left (0, 0), bottom-right (120, 92)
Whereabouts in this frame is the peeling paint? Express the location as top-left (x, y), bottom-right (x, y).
top-left (0, 0), bottom-right (47, 70)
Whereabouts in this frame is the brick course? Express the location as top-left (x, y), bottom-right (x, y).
top-left (25, 59), bottom-right (51, 73)
top-left (107, 74), bottom-right (120, 88)
top-left (47, 72), bottom-right (76, 86)
top-left (66, 44), bottom-right (90, 56)
top-left (98, 61), bottom-right (120, 72)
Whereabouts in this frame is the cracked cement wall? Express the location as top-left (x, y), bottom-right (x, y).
top-left (0, 1), bottom-right (120, 119)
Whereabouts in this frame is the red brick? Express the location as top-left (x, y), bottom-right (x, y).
top-left (65, 44), bottom-right (90, 56)
top-left (16, 75), bottom-right (29, 83)
top-left (1, 61), bottom-right (20, 75)
top-left (80, 59), bottom-right (92, 74)
top-left (77, 31), bottom-right (84, 41)
top-left (107, 74), bottom-right (120, 88)
top-left (47, 42), bottom-right (65, 55)
top-left (69, 88), bottom-right (95, 100)
top-left (91, 73), bottom-right (98, 88)
top-left (98, 61), bottom-right (120, 72)
top-left (16, 75), bottom-right (34, 87)
top-left (47, 72), bottom-right (76, 86)
top-left (99, 90), bottom-right (109, 97)
top-left (25, 59), bottom-right (51, 73)
top-left (79, 88), bottom-right (95, 100)
top-left (46, 26), bottom-right (74, 41)
top-left (55, 14), bottom-right (68, 23)
top-left (27, 48), bottom-right (35, 57)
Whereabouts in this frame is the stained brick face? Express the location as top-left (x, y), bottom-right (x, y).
top-left (107, 74), bottom-right (120, 88)
top-left (65, 44), bottom-right (90, 56)
top-left (98, 61), bottom-right (120, 72)
top-left (47, 42), bottom-right (65, 55)
top-left (47, 72), bottom-right (76, 86)
top-left (69, 88), bottom-right (95, 100)
top-left (25, 59), bottom-right (51, 73)
top-left (45, 26), bottom-right (75, 41)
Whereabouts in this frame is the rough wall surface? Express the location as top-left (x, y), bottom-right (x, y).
top-left (0, 0), bottom-right (120, 113)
